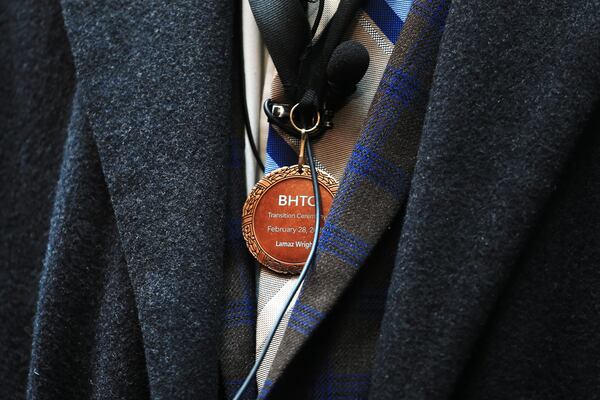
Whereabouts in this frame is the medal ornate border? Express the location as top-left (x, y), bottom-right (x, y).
top-left (242, 165), bottom-right (338, 274)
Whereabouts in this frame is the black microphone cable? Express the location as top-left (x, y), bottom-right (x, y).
top-left (233, 1), bottom-right (333, 398)
top-left (238, 0), bottom-right (265, 173)
top-left (232, 136), bottom-right (322, 400)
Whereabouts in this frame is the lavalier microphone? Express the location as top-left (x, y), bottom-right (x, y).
top-left (325, 40), bottom-right (370, 109)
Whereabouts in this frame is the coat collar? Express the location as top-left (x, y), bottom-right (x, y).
top-left (261, 0), bottom-right (452, 394)
top-left (60, 1), bottom-right (238, 397)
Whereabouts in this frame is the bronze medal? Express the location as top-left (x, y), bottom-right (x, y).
top-left (242, 165), bottom-right (338, 274)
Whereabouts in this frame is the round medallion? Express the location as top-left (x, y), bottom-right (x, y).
top-left (242, 165), bottom-right (338, 274)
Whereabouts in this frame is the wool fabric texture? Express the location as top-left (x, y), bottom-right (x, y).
top-left (0, 0), bottom-right (75, 397)
top-left (0, 0), bottom-right (599, 399)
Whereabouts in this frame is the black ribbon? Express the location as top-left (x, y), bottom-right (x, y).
top-left (249, 0), bottom-right (365, 116)
top-left (248, 0), bottom-right (311, 101)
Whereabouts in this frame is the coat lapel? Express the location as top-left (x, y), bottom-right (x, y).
top-left (370, 0), bottom-right (600, 397)
top-left (262, 0), bottom-right (452, 394)
top-left (60, 1), bottom-right (242, 397)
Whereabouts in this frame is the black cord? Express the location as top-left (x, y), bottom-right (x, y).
top-left (239, 0), bottom-right (265, 173)
top-left (232, 138), bottom-right (322, 400)
top-left (310, 0), bottom-right (326, 38)
top-left (239, 0), bottom-right (325, 174)
top-left (241, 86), bottom-right (265, 173)
top-left (233, 2), bottom-right (328, 398)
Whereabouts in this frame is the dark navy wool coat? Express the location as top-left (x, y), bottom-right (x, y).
top-left (1, 0), bottom-right (600, 399)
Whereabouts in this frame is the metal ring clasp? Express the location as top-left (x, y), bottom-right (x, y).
top-left (289, 103), bottom-right (321, 134)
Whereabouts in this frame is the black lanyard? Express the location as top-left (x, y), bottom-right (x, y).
top-left (249, 0), bottom-right (365, 119)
